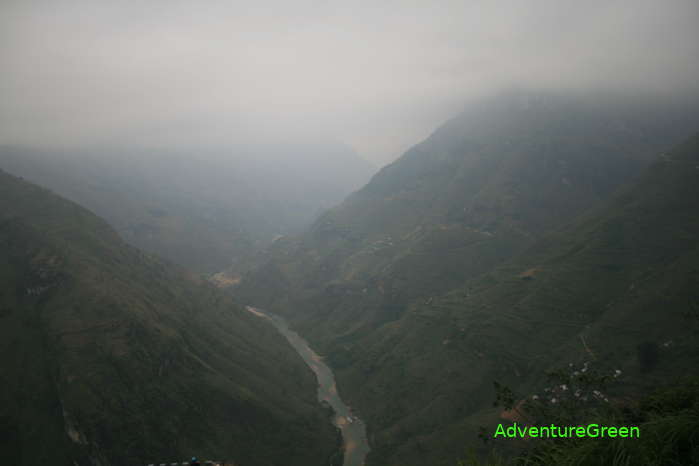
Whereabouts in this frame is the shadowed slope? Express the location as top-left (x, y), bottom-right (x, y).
top-left (0, 169), bottom-right (339, 466)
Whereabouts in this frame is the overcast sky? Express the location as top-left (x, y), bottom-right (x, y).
top-left (2, 0), bottom-right (698, 165)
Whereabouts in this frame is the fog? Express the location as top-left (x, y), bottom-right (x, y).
top-left (1, 0), bottom-right (698, 165)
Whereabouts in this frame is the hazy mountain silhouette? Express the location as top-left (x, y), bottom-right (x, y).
top-left (0, 142), bottom-right (374, 273)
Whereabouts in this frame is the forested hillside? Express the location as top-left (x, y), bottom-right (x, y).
top-left (237, 93), bottom-right (699, 465)
top-left (337, 132), bottom-right (699, 465)
top-left (0, 169), bottom-right (340, 466)
top-left (239, 93), bottom-right (699, 343)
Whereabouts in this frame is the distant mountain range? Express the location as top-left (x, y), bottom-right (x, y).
top-left (0, 168), bottom-right (340, 465)
top-left (237, 92), bottom-right (699, 465)
top-left (0, 142), bottom-right (375, 274)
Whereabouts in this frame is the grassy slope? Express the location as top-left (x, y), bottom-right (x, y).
top-left (0, 169), bottom-right (339, 466)
top-left (338, 133), bottom-right (699, 465)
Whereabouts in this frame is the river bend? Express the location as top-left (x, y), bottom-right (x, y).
top-left (245, 307), bottom-right (370, 466)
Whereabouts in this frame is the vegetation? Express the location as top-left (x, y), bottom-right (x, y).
top-left (238, 93), bottom-right (699, 465)
top-left (0, 169), bottom-right (340, 466)
top-left (4, 92), bottom-right (698, 465)
top-left (345, 131), bottom-right (699, 465)
top-left (466, 375), bottom-right (699, 465)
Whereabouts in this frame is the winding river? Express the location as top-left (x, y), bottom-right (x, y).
top-left (245, 307), bottom-right (370, 466)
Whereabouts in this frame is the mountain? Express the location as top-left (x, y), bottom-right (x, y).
top-left (0, 142), bottom-right (375, 274)
top-left (0, 169), bottom-right (340, 466)
top-left (334, 132), bottom-right (699, 465)
top-left (239, 92), bottom-right (699, 340)
top-left (236, 92), bottom-right (699, 465)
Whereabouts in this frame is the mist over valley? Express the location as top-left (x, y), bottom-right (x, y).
top-left (2, 2), bottom-right (699, 465)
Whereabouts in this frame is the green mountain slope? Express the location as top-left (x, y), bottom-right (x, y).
top-left (239, 93), bottom-right (698, 344)
top-left (336, 133), bottom-right (699, 465)
top-left (0, 169), bottom-right (339, 466)
top-left (237, 93), bottom-right (699, 465)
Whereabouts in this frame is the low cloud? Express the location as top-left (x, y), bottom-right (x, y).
top-left (2, 0), bottom-right (698, 164)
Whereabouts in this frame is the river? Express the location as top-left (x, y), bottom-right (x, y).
top-left (245, 307), bottom-right (370, 466)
